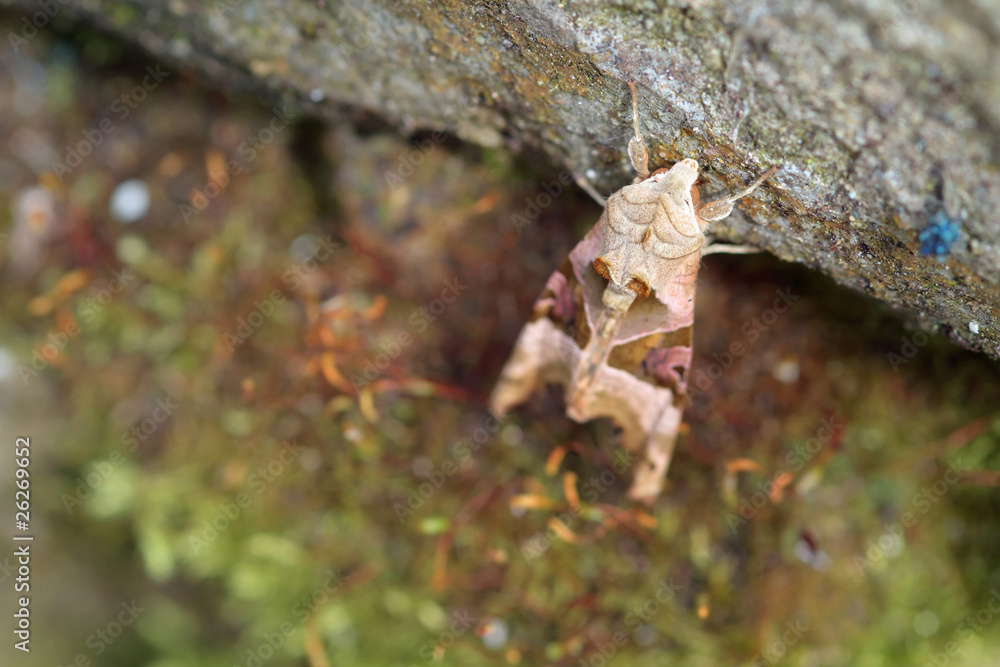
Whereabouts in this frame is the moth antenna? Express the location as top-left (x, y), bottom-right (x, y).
top-left (726, 165), bottom-right (779, 202)
top-left (629, 81), bottom-right (642, 141)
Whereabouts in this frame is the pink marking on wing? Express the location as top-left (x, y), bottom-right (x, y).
top-left (542, 270), bottom-right (577, 321)
top-left (643, 345), bottom-right (693, 394)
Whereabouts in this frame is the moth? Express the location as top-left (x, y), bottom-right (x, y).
top-left (490, 82), bottom-right (777, 501)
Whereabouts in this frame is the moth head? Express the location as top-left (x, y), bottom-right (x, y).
top-left (651, 159), bottom-right (700, 219)
top-left (653, 158), bottom-right (699, 188)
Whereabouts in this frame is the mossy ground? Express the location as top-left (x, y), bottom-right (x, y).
top-left (1, 17), bottom-right (999, 667)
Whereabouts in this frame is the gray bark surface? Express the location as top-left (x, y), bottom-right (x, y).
top-left (7, 0), bottom-right (1000, 357)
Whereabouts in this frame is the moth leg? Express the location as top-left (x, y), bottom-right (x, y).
top-left (626, 81), bottom-right (650, 180)
top-left (697, 165), bottom-right (778, 222)
top-left (572, 171), bottom-right (607, 208)
top-left (701, 243), bottom-right (762, 256)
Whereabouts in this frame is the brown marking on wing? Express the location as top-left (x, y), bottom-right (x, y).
top-left (626, 276), bottom-right (651, 297)
top-left (593, 256), bottom-right (611, 281)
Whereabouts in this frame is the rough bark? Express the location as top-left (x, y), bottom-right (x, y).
top-left (6, 0), bottom-right (1000, 358)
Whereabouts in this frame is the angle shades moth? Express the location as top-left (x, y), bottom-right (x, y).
top-left (490, 82), bottom-right (777, 501)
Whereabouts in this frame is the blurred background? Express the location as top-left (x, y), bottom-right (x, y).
top-left (1, 12), bottom-right (999, 667)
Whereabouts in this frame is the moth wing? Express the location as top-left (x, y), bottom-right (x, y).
top-left (489, 252), bottom-right (588, 417)
top-left (604, 186), bottom-right (660, 231)
top-left (570, 362), bottom-right (687, 501)
top-left (488, 317), bottom-right (579, 417)
top-left (491, 216), bottom-right (701, 500)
